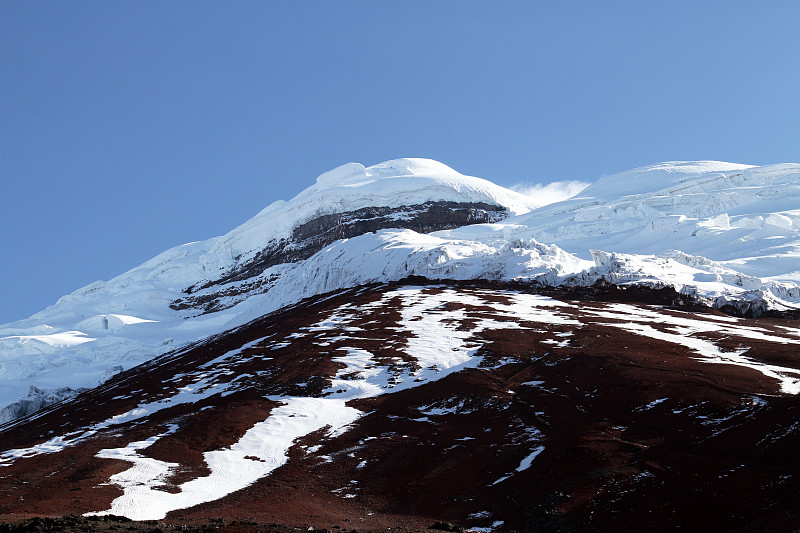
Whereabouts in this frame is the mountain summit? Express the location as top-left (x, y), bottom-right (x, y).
top-left (1, 158), bottom-right (799, 530)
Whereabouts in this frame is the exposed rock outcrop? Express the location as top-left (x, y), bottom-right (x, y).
top-left (171, 201), bottom-right (507, 313)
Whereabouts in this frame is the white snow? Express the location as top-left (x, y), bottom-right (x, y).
top-left (0, 331), bottom-right (96, 349)
top-left (463, 162), bottom-right (800, 283)
top-left (0, 367), bottom-right (234, 465)
top-left (491, 445), bottom-right (546, 485)
top-left (516, 446), bottom-right (546, 472)
top-left (637, 398), bottom-right (669, 411)
top-left (323, 287), bottom-right (578, 399)
top-left (217, 158), bottom-right (538, 262)
top-left (323, 287), bottom-right (580, 396)
top-left (91, 397), bottom-right (361, 520)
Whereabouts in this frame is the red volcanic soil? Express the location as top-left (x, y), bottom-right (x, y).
top-left (1, 281), bottom-right (799, 532)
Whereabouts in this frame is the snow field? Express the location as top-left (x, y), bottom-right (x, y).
top-left (491, 445), bottom-right (546, 486)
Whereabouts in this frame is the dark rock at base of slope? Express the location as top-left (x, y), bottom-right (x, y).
top-left (0, 515), bottom-right (406, 533)
top-left (170, 201), bottom-right (506, 314)
top-left (427, 521), bottom-right (464, 532)
top-left (715, 298), bottom-right (800, 319)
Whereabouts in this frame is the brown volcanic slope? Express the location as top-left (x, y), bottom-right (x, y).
top-left (1, 282), bottom-right (799, 532)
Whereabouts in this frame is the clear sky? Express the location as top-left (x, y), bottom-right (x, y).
top-left (1, 1), bottom-right (799, 324)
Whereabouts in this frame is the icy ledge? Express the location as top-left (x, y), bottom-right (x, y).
top-left (578, 249), bottom-right (800, 316)
top-left (225, 230), bottom-right (800, 329)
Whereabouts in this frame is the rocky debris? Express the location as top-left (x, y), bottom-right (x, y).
top-left (0, 516), bottom-right (421, 533)
top-left (427, 522), bottom-right (463, 532)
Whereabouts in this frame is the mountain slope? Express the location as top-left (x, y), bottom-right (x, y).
top-left (1, 282), bottom-right (799, 531)
top-left (1, 158), bottom-right (799, 426)
top-left (2, 157), bottom-right (800, 530)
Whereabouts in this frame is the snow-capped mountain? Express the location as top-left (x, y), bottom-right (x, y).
top-left (0, 159), bottom-right (540, 422)
top-left (1, 158), bottom-right (799, 423)
top-left (2, 157), bottom-right (800, 531)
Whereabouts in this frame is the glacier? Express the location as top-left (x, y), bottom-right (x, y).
top-left (1, 157), bottom-right (799, 420)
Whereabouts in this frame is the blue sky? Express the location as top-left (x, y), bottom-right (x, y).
top-left (1, 1), bottom-right (799, 323)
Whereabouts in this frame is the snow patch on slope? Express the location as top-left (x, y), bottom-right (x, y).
top-left (90, 398), bottom-right (360, 521)
top-left (3, 285), bottom-right (798, 520)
